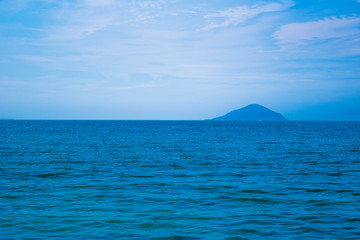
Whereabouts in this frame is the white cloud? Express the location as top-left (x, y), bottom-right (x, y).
top-left (204, 0), bottom-right (294, 30)
top-left (273, 16), bottom-right (360, 46)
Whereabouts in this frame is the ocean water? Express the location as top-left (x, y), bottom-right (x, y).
top-left (0, 120), bottom-right (359, 240)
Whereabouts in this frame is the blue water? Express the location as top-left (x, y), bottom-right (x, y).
top-left (1, 121), bottom-right (360, 239)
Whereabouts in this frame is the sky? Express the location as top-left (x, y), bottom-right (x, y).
top-left (0, 0), bottom-right (359, 120)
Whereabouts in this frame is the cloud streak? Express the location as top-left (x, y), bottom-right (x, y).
top-left (1, 0), bottom-right (359, 119)
top-left (44, 0), bottom-right (168, 41)
top-left (15, 55), bottom-right (52, 62)
top-left (203, 0), bottom-right (294, 30)
top-left (273, 16), bottom-right (360, 46)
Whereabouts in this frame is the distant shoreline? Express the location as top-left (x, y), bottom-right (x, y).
top-left (1, 119), bottom-right (360, 122)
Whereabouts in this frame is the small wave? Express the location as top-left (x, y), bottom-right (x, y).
top-left (293, 226), bottom-right (329, 234)
top-left (79, 221), bottom-right (105, 227)
top-left (241, 189), bottom-right (268, 194)
top-left (234, 197), bottom-right (282, 204)
top-left (225, 237), bottom-right (250, 240)
top-left (306, 189), bottom-right (327, 193)
top-left (151, 236), bottom-right (201, 240)
top-left (306, 199), bottom-right (337, 206)
top-left (294, 216), bottom-right (318, 221)
top-left (342, 217), bottom-right (360, 223)
top-left (328, 172), bottom-right (342, 176)
top-left (36, 173), bottom-right (67, 178)
top-left (127, 175), bottom-right (155, 178)
top-left (1, 195), bottom-right (22, 199)
top-left (334, 189), bottom-right (354, 193)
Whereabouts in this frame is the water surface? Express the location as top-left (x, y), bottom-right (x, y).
top-left (1, 121), bottom-right (359, 239)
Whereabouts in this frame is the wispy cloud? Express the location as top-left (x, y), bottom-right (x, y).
top-left (273, 16), bottom-right (360, 46)
top-left (203, 0), bottom-right (294, 30)
top-left (44, 0), bottom-right (168, 41)
top-left (15, 55), bottom-right (52, 62)
top-left (44, 1), bottom-right (121, 41)
top-left (84, 0), bottom-right (117, 7)
top-left (2, 0), bottom-right (359, 119)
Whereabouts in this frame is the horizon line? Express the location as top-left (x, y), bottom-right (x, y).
top-left (1, 119), bottom-right (360, 122)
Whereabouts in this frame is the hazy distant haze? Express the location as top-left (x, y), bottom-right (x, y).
top-left (0, 0), bottom-right (359, 120)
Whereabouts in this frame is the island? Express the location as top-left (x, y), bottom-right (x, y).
top-left (210, 104), bottom-right (288, 121)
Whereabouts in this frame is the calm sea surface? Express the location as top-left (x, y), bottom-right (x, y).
top-left (0, 121), bottom-right (359, 239)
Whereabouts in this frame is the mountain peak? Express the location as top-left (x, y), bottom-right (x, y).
top-left (244, 104), bottom-right (267, 109)
top-left (210, 104), bottom-right (288, 121)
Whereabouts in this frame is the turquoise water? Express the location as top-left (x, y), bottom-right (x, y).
top-left (1, 121), bottom-right (360, 239)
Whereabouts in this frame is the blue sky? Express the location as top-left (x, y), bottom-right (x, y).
top-left (0, 0), bottom-right (359, 120)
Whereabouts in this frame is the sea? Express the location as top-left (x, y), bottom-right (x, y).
top-left (0, 120), bottom-right (359, 239)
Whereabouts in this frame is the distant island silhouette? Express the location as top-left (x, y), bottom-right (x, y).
top-left (210, 104), bottom-right (288, 121)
